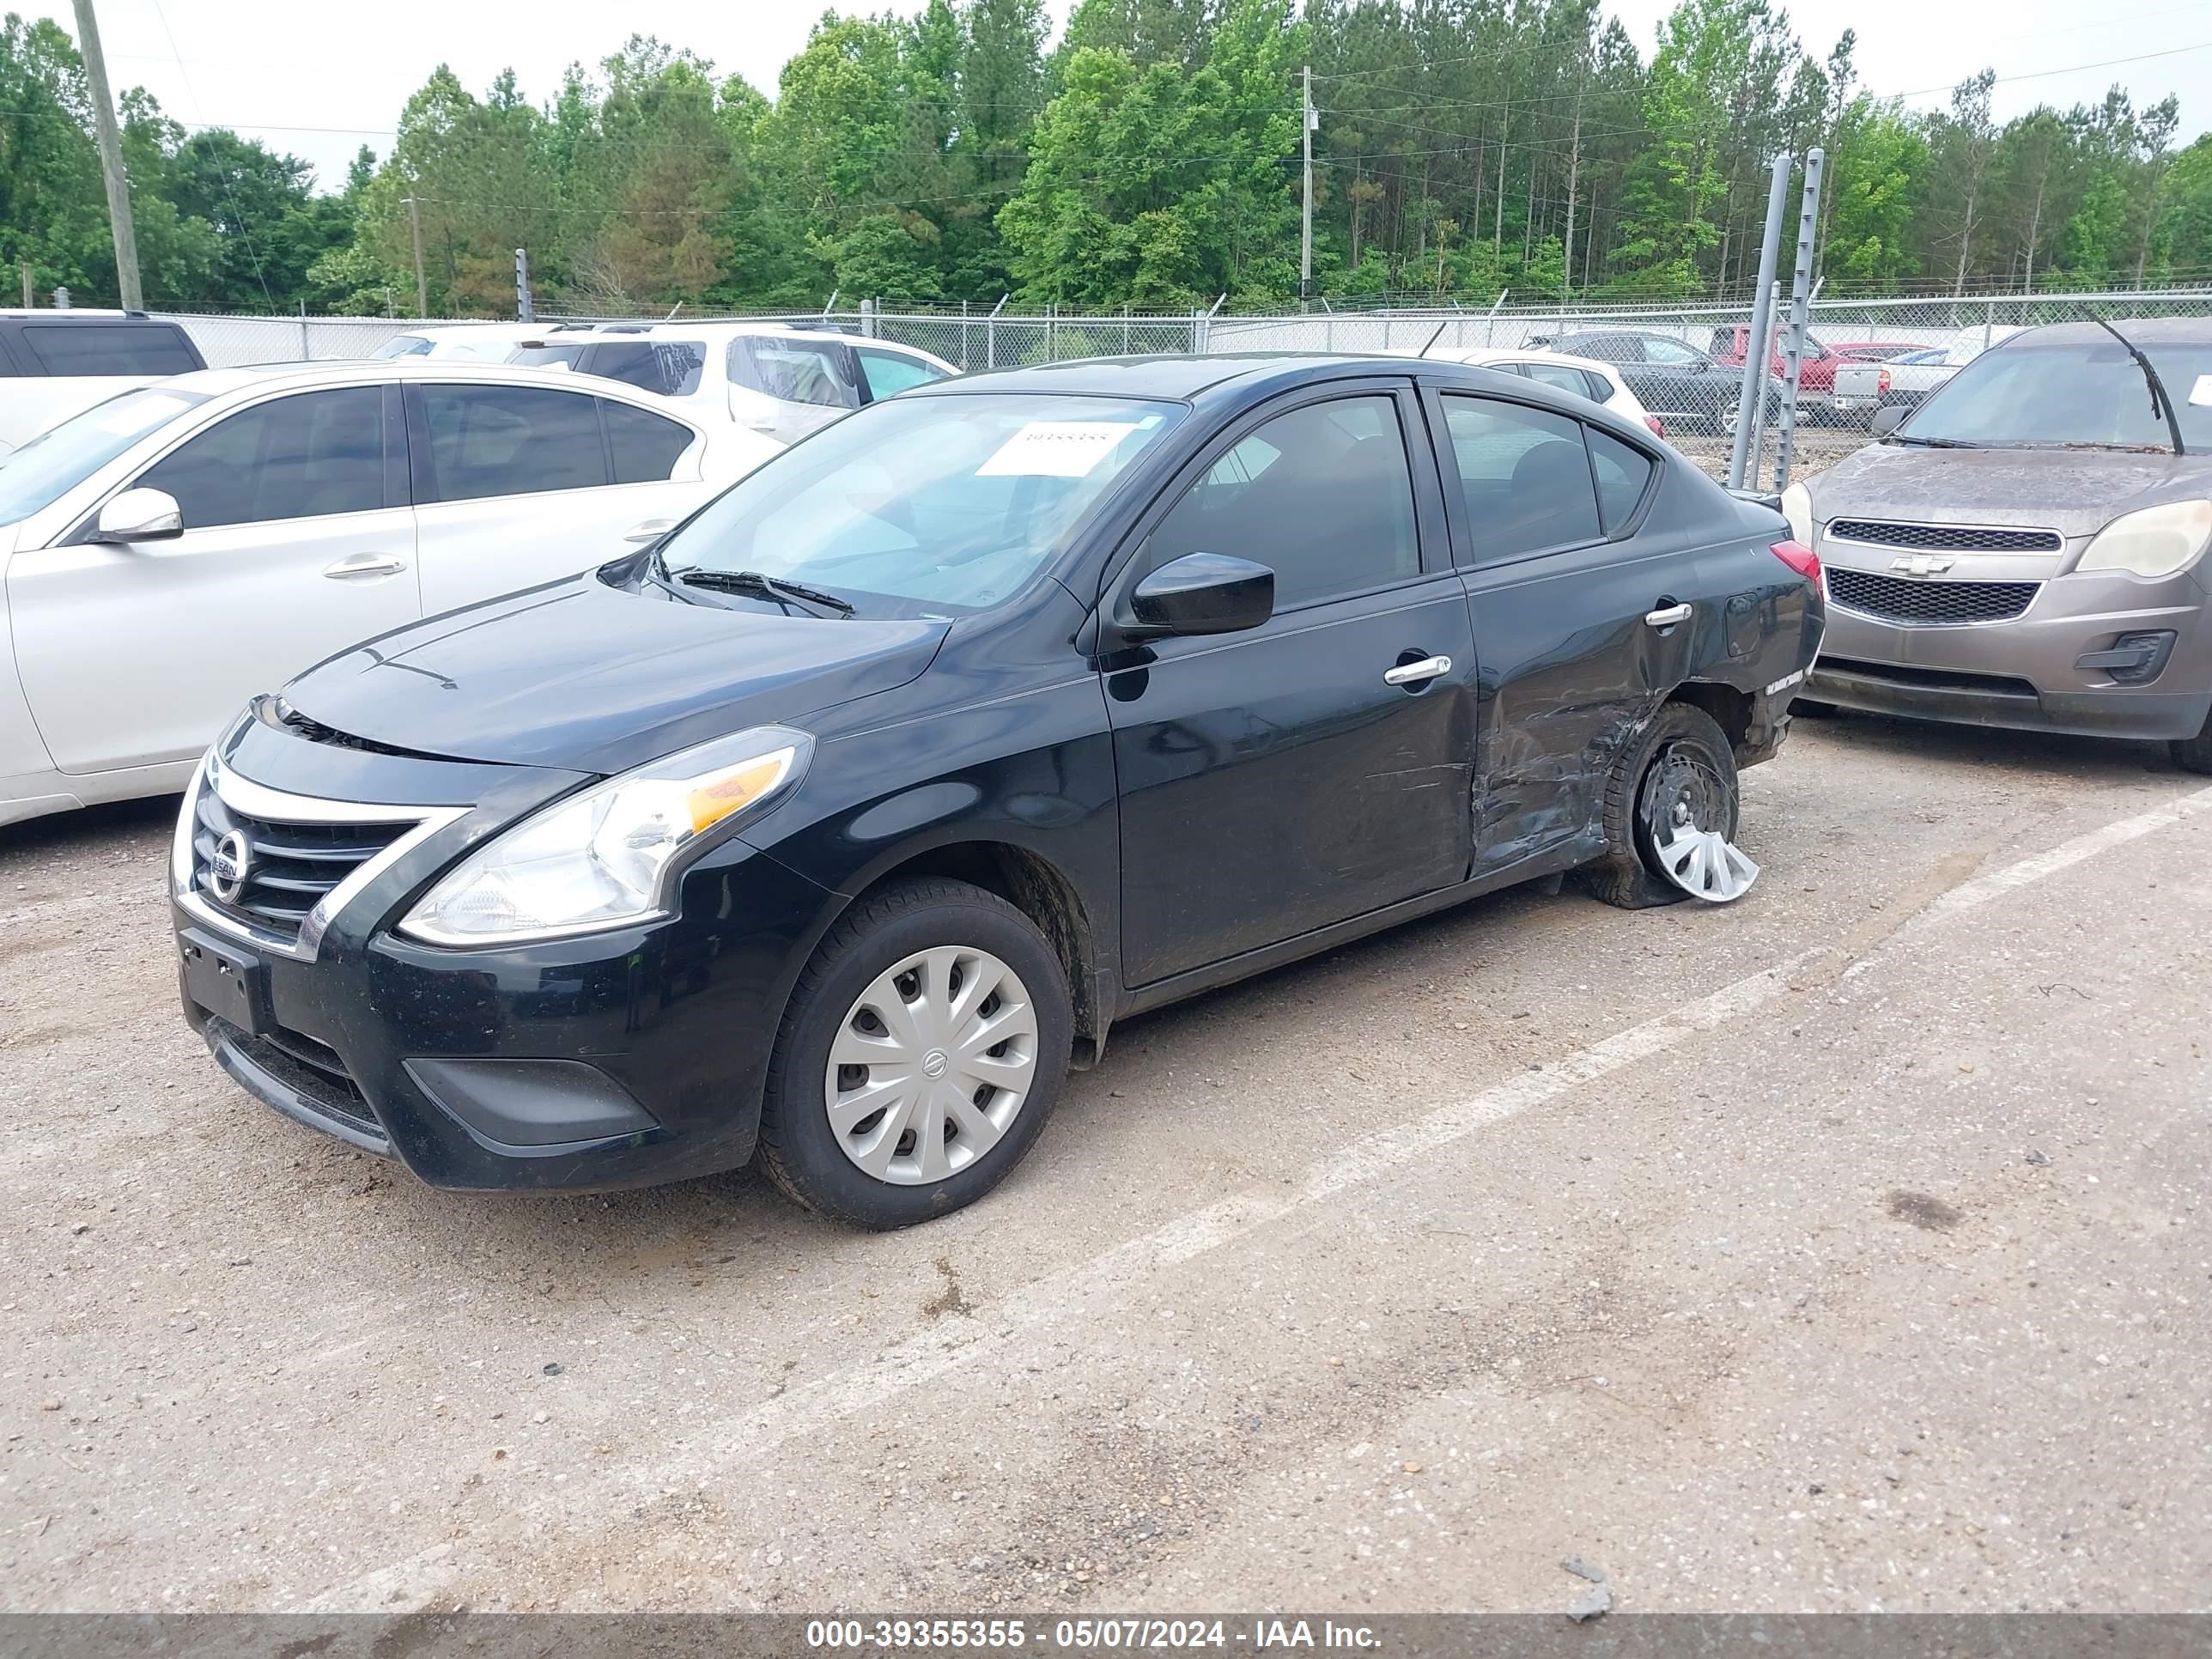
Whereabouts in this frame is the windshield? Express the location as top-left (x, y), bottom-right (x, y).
top-left (1900, 338), bottom-right (2212, 450)
top-left (372, 334), bottom-right (432, 358)
top-left (0, 386), bottom-right (209, 526)
top-left (652, 393), bottom-right (1185, 617)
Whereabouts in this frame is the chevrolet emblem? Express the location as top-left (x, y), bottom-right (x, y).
top-left (1889, 554), bottom-right (1956, 577)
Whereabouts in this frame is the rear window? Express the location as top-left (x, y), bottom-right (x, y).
top-left (20, 321), bottom-right (200, 376)
top-left (730, 337), bottom-right (860, 410)
top-left (582, 340), bottom-right (705, 398)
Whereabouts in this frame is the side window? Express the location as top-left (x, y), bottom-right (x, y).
top-left (602, 399), bottom-right (695, 483)
top-left (1642, 337), bottom-right (1705, 366)
top-left (137, 388), bottom-right (386, 530)
top-left (23, 322), bottom-right (200, 376)
top-left (1575, 336), bottom-right (1638, 364)
top-left (858, 347), bottom-right (948, 399)
top-left (1440, 395), bottom-right (1601, 563)
top-left (1143, 395), bottom-right (1419, 612)
top-left (1519, 362), bottom-right (1599, 403)
top-left (417, 384), bottom-right (609, 502)
top-left (729, 337), bottom-right (860, 409)
top-left (1586, 428), bottom-right (1656, 535)
top-left (585, 340), bottom-right (705, 397)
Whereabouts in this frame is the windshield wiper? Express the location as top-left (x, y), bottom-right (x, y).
top-left (1886, 434), bottom-right (1983, 448)
top-left (665, 565), bottom-right (856, 617)
top-left (2087, 314), bottom-right (2186, 457)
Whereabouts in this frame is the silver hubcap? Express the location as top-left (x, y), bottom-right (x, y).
top-left (826, 945), bottom-right (1039, 1186)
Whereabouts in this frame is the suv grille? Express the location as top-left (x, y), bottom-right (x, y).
top-left (1829, 519), bottom-right (2063, 553)
top-left (191, 788), bottom-right (411, 945)
top-left (1828, 568), bottom-right (2039, 625)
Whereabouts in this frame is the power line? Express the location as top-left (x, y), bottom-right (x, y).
top-left (147, 0), bottom-right (273, 308)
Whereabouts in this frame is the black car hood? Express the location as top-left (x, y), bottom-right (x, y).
top-left (283, 574), bottom-right (948, 775)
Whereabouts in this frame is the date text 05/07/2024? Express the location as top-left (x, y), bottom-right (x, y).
top-left (804, 1618), bottom-right (1383, 1650)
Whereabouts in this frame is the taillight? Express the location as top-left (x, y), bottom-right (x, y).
top-left (1771, 538), bottom-right (1821, 591)
top-left (1644, 414), bottom-right (1666, 439)
top-left (1877, 368), bottom-right (1891, 393)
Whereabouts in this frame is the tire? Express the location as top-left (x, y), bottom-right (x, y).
top-left (2172, 708), bottom-right (2212, 775)
top-left (757, 878), bottom-right (1073, 1230)
top-left (1576, 702), bottom-right (1743, 910)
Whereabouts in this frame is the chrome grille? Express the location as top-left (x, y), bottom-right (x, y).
top-left (191, 787), bottom-right (411, 945)
top-left (1828, 568), bottom-right (2039, 625)
top-left (1828, 519), bottom-right (2062, 554)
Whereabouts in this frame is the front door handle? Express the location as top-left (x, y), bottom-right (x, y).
top-left (1383, 654), bottom-right (1453, 686)
top-left (1644, 602), bottom-right (1692, 628)
top-left (323, 554), bottom-right (408, 580)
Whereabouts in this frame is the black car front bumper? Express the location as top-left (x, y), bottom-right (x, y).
top-left (173, 714), bottom-right (844, 1192)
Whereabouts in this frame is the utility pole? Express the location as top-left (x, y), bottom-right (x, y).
top-left (1727, 154), bottom-right (1792, 491)
top-left (404, 193), bottom-right (427, 317)
top-left (1560, 70), bottom-right (1584, 304)
top-left (71, 0), bottom-right (142, 310)
top-left (514, 247), bottom-right (532, 322)
top-left (1299, 64), bottom-right (1315, 305)
top-left (1772, 147), bottom-right (1826, 494)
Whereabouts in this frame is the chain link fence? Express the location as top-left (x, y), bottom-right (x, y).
top-left (157, 287), bottom-right (2212, 487)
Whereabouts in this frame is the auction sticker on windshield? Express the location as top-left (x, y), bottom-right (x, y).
top-left (977, 422), bottom-right (1143, 477)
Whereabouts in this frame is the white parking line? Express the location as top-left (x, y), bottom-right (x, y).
top-left (311, 781), bottom-right (2212, 1612)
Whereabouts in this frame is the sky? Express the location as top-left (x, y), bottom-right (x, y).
top-left (29, 0), bottom-right (2212, 195)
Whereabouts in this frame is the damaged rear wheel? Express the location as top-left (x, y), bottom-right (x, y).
top-left (1577, 702), bottom-right (1747, 910)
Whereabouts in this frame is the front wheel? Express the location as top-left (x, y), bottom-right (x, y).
top-left (757, 878), bottom-right (1073, 1229)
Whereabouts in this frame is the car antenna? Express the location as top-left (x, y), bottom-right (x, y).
top-left (2083, 310), bottom-right (2185, 456)
top-left (1418, 320), bottom-right (1449, 358)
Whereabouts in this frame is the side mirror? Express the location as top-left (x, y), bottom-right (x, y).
top-left (93, 487), bottom-right (183, 544)
top-left (623, 518), bottom-right (677, 545)
top-left (1871, 405), bottom-right (1907, 439)
top-left (1127, 552), bottom-right (1274, 638)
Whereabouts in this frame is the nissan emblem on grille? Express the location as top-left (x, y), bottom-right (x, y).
top-left (206, 830), bottom-right (252, 904)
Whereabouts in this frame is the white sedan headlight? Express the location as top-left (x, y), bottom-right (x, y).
top-left (2074, 500), bottom-right (2212, 580)
top-left (400, 726), bottom-right (812, 946)
top-left (1779, 482), bottom-right (1814, 548)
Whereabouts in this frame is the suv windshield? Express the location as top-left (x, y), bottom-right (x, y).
top-left (0, 386), bottom-right (209, 526)
top-left (1901, 338), bottom-right (2212, 450)
top-left (651, 393), bottom-right (1184, 616)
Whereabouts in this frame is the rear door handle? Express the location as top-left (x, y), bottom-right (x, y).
top-left (1644, 603), bottom-right (1692, 628)
top-left (324, 554), bottom-right (408, 580)
top-left (1383, 654), bottom-right (1452, 686)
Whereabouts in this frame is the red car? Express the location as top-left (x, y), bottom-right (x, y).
top-left (1707, 324), bottom-right (1839, 394)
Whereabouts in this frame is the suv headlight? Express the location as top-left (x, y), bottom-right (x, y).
top-left (400, 726), bottom-right (812, 946)
top-left (1780, 482), bottom-right (1814, 547)
top-left (2074, 500), bottom-right (2212, 580)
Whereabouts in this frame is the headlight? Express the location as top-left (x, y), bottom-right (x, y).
top-left (2074, 500), bottom-right (2212, 580)
top-left (1780, 482), bottom-right (1814, 548)
top-left (400, 726), bottom-right (812, 946)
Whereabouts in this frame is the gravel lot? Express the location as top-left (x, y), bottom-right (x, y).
top-left (3, 712), bottom-right (2207, 1617)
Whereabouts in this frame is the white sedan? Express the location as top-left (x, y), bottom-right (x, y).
top-left (0, 359), bottom-right (780, 826)
top-left (1419, 345), bottom-right (1668, 439)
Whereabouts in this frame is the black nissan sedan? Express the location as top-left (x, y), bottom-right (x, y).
top-left (172, 355), bottom-right (1824, 1228)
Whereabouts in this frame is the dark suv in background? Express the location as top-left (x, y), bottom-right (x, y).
top-left (1550, 330), bottom-right (1779, 438)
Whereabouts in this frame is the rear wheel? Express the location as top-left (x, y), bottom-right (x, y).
top-left (757, 878), bottom-right (1073, 1229)
top-left (1578, 703), bottom-right (1743, 910)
